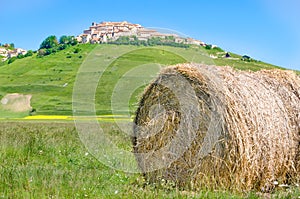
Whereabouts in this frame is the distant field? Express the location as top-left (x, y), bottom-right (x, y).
top-left (0, 44), bottom-right (286, 118)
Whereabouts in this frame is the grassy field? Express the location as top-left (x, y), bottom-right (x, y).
top-left (1, 44), bottom-right (299, 198)
top-left (1, 121), bottom-right (299, 198)
top-left (0, 44), bottom-right (287, 118)
top-left (0, 44), bottom-right (96, 116)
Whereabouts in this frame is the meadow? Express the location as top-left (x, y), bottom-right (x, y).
top-left (0, 44), bottom-right (285, 117)
top-left (1, 121), bottom-right (299, 198)
top-left (0, 44), bottom-right (299, 198)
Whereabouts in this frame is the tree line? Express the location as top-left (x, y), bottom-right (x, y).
top-left (108, 36), bottom-right (190, 48)
top-left (38, 35), bottom-right (78, 57)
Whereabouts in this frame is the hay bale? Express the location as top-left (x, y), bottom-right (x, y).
top-left (133, 63), bottom-right (300, 191)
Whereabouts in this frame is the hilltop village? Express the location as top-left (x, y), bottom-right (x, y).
top-left (0, 21), bottom-right (218, 63)
top-left (0, 44), bottom-right (27, 62)
top-left (76, 21), bottom-right (209, 47)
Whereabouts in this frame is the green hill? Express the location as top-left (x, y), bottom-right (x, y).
top-left (0, 44), bottom-right (289, 118)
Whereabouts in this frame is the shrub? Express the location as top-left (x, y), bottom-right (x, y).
top-left (45, 49), bottom-right (52, 55)
top-left (40, 35), bottom-right (59, 49)
top-left (74, 48), bottom-right (80, 53)
top-left (205, 44), bottom-right (212, 50)
top-left (59, 44), bottom-right (67, 50)
top-left (8, 57), bottom-right (17, 64)
top-left (29, 108), bottom-right (36, 116)
top-left (17, 54), bottom-right (24, 59)
top-left (25, 50), bottom-right (33, 57)
top-left (37, 49), bottom-right (46, 57)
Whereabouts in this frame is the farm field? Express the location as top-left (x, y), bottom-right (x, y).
top-left (1, 121), bottom-right (299, 198)
top-left (0, 44), bottom-right (299, 198)
top-left (0, 44), bottom-right (286, 118)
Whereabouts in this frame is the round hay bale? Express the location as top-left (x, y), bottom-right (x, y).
top-left (133, 63), bottom-right (300, 191)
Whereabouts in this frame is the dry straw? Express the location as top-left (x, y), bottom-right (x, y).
top-left (133, 63), bottom-right (300, 191)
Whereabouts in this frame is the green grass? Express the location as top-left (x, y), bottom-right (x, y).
top-left (1, 122), bottom-right (299, 198)
top-left (0, 44), bottom-right (289, 117)
top-left (0, 43), bottom-right (299, 198)
top-left (214, 58), bottom-right (283, 71)
top-left (0, 109), bottom-right (28, 119)
top-left (96, 47), bottom-right (186, 115)
top-left (0, 44), bottom-right (96, 115)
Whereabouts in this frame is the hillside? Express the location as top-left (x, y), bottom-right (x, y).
top-left (0, 44), bottom-right (289, 118)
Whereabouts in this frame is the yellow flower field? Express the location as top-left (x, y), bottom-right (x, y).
top-left (24, 115), bottom-right (71, 120)
top-left (23, 115), bottom-right (133, 121)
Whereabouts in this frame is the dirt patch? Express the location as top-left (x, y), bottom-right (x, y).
top-left (1, 93), bottom-right (32, 112)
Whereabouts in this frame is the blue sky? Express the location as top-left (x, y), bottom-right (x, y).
top-left (1, 0), bottom-right (299, 70)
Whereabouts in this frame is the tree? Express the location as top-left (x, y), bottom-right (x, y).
top-left (166, 36), bottom-right (175, 42)
top-left (9, 43), bottom-right (15, 49)
top-left (45, 49), bottom-right (52, 55)
top-left (59, 35), bottom-right (69, 44)
top-left (8, 57), bottom-right (17, 64)
top-left (242, 55), bottom-right (251, 62)
top-left (74, 48), bottom-right (80, 53)
top-left (205, 44), bottom-right (212, 50)
top-left (37, 49), bottom-right (46, 57)
top-left (70, 37), bottom-right (78, 46)
top-left (17, 54), bottom-right (24, 59)
top-left (25, 50), bottom-right (33, 57)
top-left (59, 35), bottom-right (78, 46)
top-left (40, 35), bottom-right (59, 49)
top-left (58, 44), bottom-right (67, 50)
